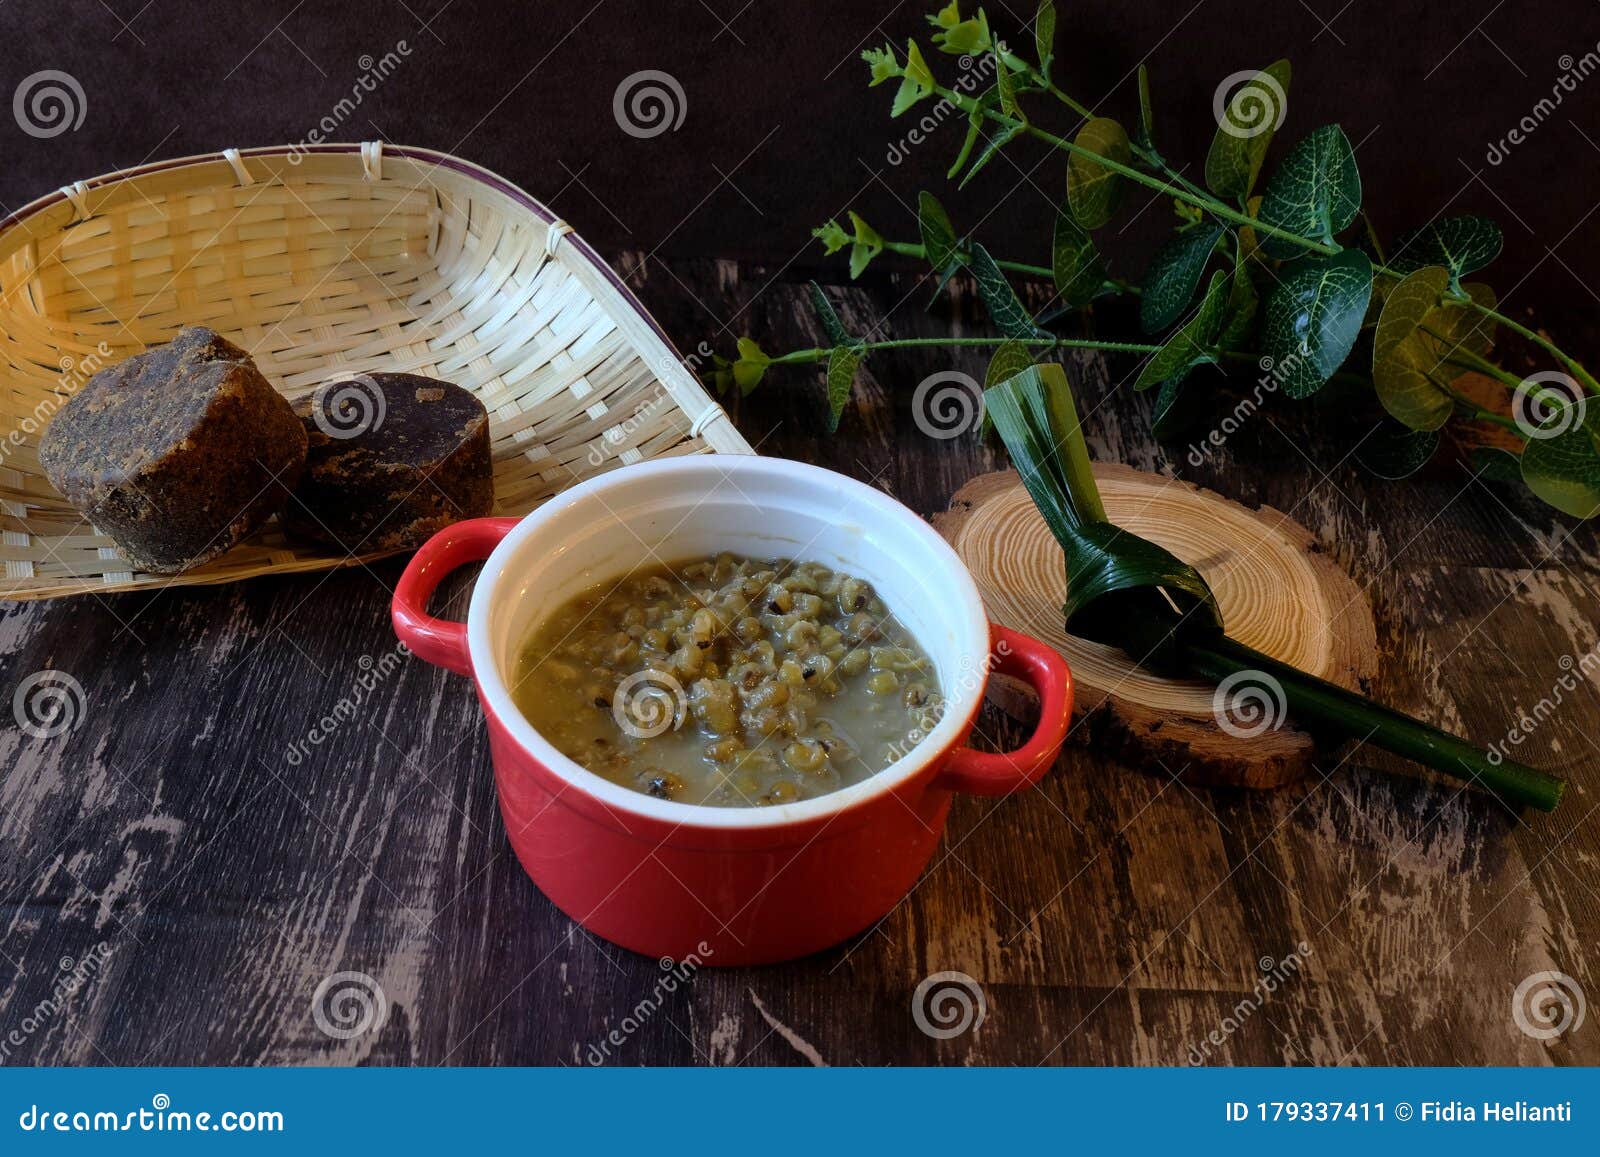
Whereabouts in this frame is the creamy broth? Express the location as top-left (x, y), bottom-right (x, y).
top-left (510, 553), bottom-right (944, 806)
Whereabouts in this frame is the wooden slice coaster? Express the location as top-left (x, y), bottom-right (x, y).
top-left (933, 466), bottom-right (1379, 788)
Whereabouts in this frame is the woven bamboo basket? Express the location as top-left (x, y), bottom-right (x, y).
top-left (0, 142), bottom-right (751, 601)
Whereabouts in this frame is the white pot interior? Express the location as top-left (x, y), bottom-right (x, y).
top-left (466, 455), bottom-right (993, 828)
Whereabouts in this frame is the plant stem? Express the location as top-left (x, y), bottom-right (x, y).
top-left (882, 239), bottom-right (1051, 279)
top-left (1183, 633), bottom-right (1564, 812)
top-left (1457, 297), bottom-right (1600, 395)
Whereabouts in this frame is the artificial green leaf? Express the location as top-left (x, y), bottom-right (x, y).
top-left (929, 7), bottom-right (988, 56)
top-left (891, 41), bottom-right (937, 117)
top-left (807, 282), bottom-right (851, 347)
top-left (918, 192), bottom-right (960, 272)
top-left (1521, 404), bottom-right (1600, 518)
top-left (1472, 445), bottom-right (1523, 485)
top-left (1389, 215), bottom-right (1504, 281)
top-left (1218, 248), bottom-right (1260, 351)
top-left (996, 55), bottom-right (1022, 121)
top-left (826, 345), bottom-right (863, 431)
top-left (863, 44), bottom-right (900, 86)
top-left (969, 244), bottom-right (1048, 339)
top-left (1259, 249), bottom-right (1373, 398)
top-left (1139, 222), bottom-right (1224, 333)
top-left (930, 1), bottom-right (961, 29)
top-left (985, 340), bottom-right (1036, 388)
top-left (813, 219), bottom-right (850, 255)
top-left (1052, 209), bottom-right (1105, 308)
top-left (1372, 268), bottom-right (1496, 430)
top-left (1035, 2), bottom-right (1057, 74)
top-left (1067, 118), bottom-right (1132, 230)
top-left (948, 110), bottom-right (983, 178)
top-left (1136, 65), bottom-right (1156, 150)
top-left (958, 120), bottom-right (1024, 187)
top-left (846, 211), bottom-right (883, 279)
top-left (1355, 422), bottom-right (1441, 479)
top-left (1256, 124), bottom-right (1361, 259)
top-left (1203, 60), bottom-right (1290, 200)
top-left (731, 337), bottom-right (772, 395)
top-left (1135, 270), bottom-right (1230, 390)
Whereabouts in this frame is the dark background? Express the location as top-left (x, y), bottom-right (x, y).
top-left (3, 0), bottom-right (1598, 344)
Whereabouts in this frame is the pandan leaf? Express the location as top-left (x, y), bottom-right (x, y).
top-left (1355, 422), bottom-right (1441, 479)
top-left (1256, 124), bottom-right (1361, 259)
top-left (969, 244), bottom-right (1049, 339)
top-left (1067, 118), bottom-right (1132, 230)
top-left (983, 364), bottom-right (1222, 636)
top-left (807, 282), bottom-right (851, 347)
top-left (1472, 445), bottom-right (1523, 485)
top-left (1259, 249), bottom-right (1373, 398)
top-left (1035, 2), bottom-right (1057, 74)
top-left (1139, 222), bottom-right (1225, 333)
top-left (1136, 270), bottom-right (1230, 390)
top-left (1389, 215), bottom-right (1504, 282)
top-left (1521, 403), bottom-right (1600, 518)
top-left (1372, 268), bottom-right (1496, 430)
top-left (1136, 65), bottom-right (1156, 150)
top-left (1052, 209), bottom-right (1106, 308)
top-left (1203, 60), bottom-right (1291, 200)
top-left (918, 192), bottom-right (960, 271)
top-left (985, 340), bottom-right (1036, 387)
top-left (825, 345), bottom-right (863, 432)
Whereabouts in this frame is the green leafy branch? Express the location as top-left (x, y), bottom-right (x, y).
top-left (712, 0), bottom-right (1600, 520)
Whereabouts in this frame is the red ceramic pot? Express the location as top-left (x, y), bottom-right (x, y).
top-left (392, 456), bottom-right (1072, 965)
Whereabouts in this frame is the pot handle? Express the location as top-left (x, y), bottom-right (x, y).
top-left (934, 624), bottom-right (1073, 796)
top-left (391, 517), bottom-right (519, 677)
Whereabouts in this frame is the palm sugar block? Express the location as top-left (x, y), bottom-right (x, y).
top-left (283, 373), bottom-right (493, 553)
top-left (39, 327), bottom-right (307, 574)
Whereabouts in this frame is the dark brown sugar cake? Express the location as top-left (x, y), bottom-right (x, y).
top-left (38, 327), bottom-right (308, 575)
top-left (282, 373), bottom-right (494, 553)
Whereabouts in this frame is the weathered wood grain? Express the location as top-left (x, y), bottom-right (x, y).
top-left (0, 257), bottom-right (1595, 1067)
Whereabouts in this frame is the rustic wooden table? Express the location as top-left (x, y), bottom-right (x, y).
top-left (2, 258), bottom-right (1595, 1066)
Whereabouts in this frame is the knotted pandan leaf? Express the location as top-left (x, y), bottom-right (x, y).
top-left (1067, 118), bottom-right (1132, 230)
top-left (1372, 267), bottom-right (1496, 430)
top-left (1260, 249), bottom-right (1373, 398)
top-left (1390, 215), bottom-right (1503, 281)
top-left (1521, 403), bottom-right (1600, 519)
top-left (1136, 270), bottom-right (1230, 390)
top-left (1203, 59), bottom-right (1291, 200)
top-left (1052, 209), bottom-right (1105, 307)
top-left (1140, 222), bottom-right (1224, 333)
top-left (1256, 125), bottom-right (1361, 259)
